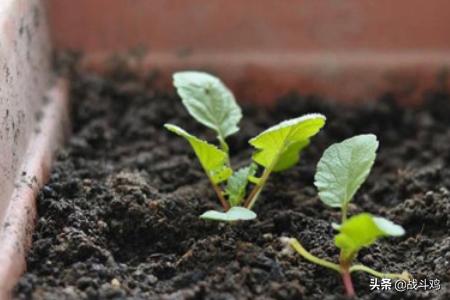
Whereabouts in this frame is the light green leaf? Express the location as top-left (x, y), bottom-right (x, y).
top-left (164, 124), bottom-right (232, 184)
top-left (331, 222), bottom-right (341, 230)
top-left (272, 140), bottom-right (310, 171)
top-left (372, 216), bottom-right (405, 236)
top-left (173, 71), bottom-right (242, 140)
top-left (200, 207), bottom-right (257, 222)
top-left (248, 175), bottom-right (262, 185)
top-left (314, 134), bottom-right (379, 208)
top-left (249, 114), bottom-right (326, 172)
top-left (225, 164), bottom-right (257, 207)
top-left (335, 213), bottom-right (405, 261)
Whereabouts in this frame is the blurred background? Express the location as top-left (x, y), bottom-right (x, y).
top-left (46, 0), bottom-right (450, 104)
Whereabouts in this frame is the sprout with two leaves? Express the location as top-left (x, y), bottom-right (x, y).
top-left (165, 71), bottom-right (326, 222)
top-left (286, 134), bottom-right (411, 297)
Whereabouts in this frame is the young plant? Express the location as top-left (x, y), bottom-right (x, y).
top-left (165, 71), bottom-right (326, 222)
top-left (287, 134), bottom-right (411, 297)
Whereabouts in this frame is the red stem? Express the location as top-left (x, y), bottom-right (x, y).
top-left (213, 184), bottom-right (229, 211)
top-left (341, 269), bottom-right (355, 298)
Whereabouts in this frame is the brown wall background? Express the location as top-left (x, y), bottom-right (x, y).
top-left (45, 0), bottom-right (450, 104)
top-left (47, 0), bottom-right (450, 53)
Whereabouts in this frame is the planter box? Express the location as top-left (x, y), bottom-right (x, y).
top-left (1, 0), bottom-right (450, 298)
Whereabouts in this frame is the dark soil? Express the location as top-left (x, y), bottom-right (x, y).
top-left (14, 69), bottom-right (450, 299)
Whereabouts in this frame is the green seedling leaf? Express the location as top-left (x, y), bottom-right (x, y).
top-left (335, 213), bottom-right (404, 261)
top-left (248, 175), bottom-right (262, 185)
top-left (250, 114), bottom-right (326, 172)
top-left (331, 222), bottom-right (341, 230)
top-left (372, 216), bottom-right (406, 236)
top-left (173, 71), bottom-right (242, 141)
top-left (314, 134), bottom-right (379, 208)
top-left (164, 124), bottom-right (232, 184)
top-left (225, 164), bottom-right (257, 206)
top-left (200, 206), bottom-right (257, 222)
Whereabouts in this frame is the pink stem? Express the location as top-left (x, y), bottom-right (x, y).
top-left (342, 269), bottom-right (355, 298)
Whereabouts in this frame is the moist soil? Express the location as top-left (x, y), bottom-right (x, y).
top-left (14, 69), bottom-right (450, 300)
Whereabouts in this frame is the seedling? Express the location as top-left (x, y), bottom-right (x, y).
top-left (287, 134), bottom-right (411, 297)
top-left (165, 71), bottom-right (326, 222)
